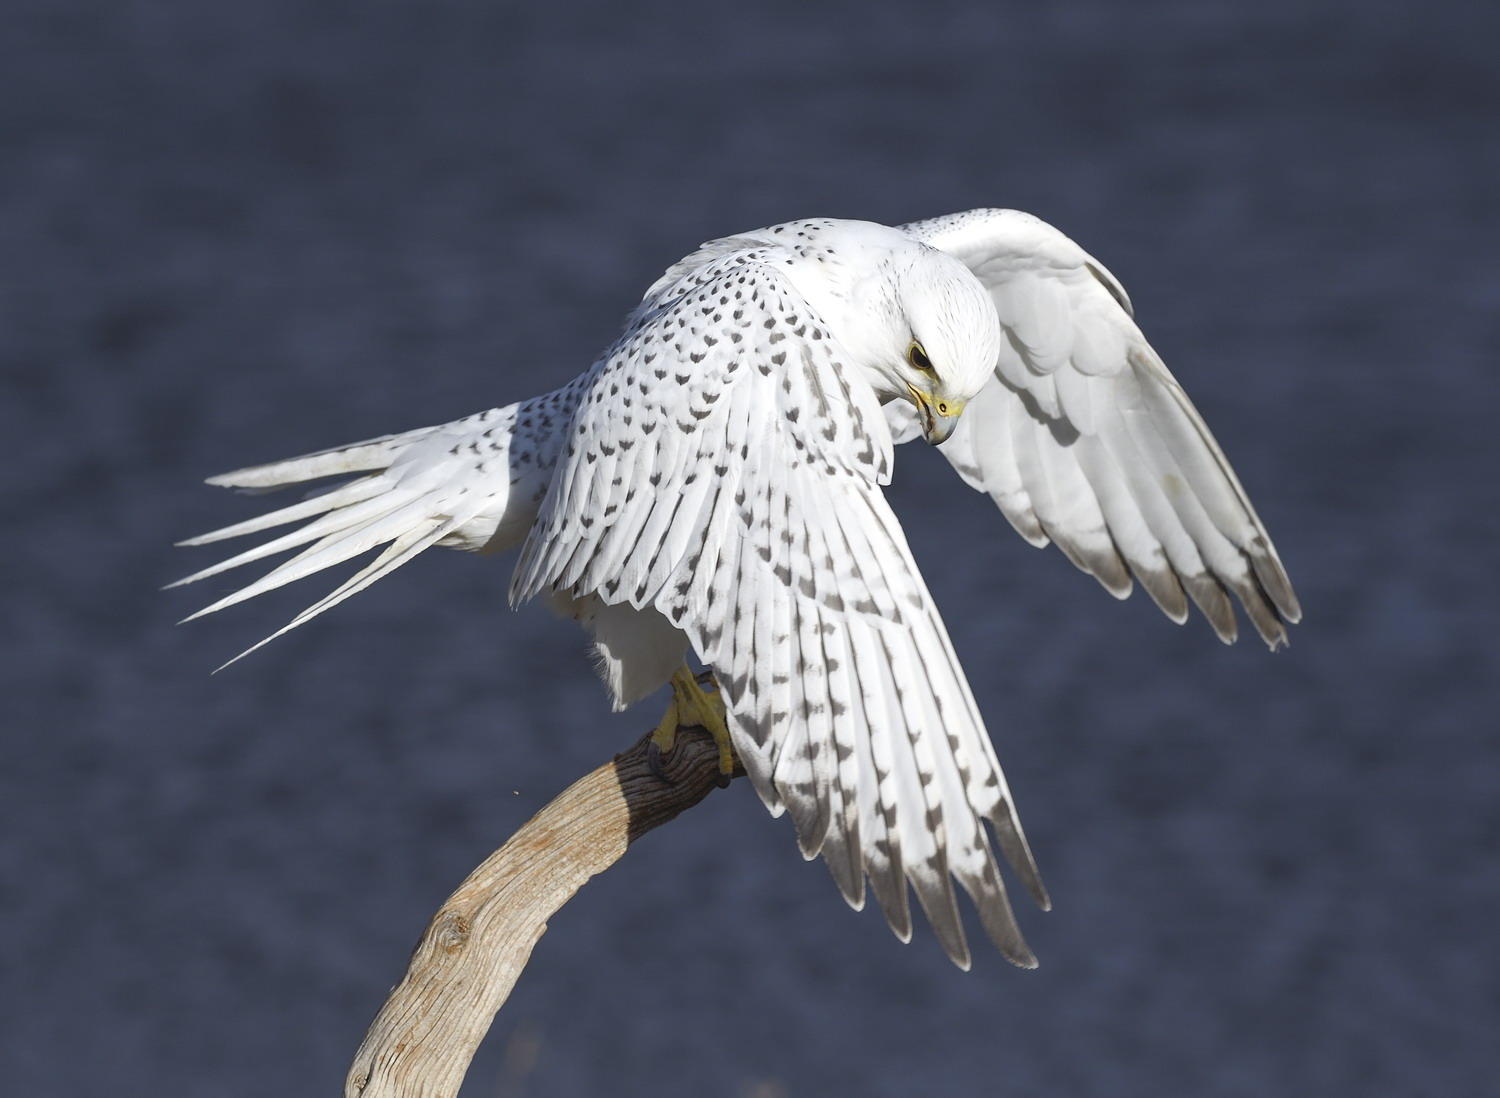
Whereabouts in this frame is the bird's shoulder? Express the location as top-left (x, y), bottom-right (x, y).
top-left (601, 231), bottom-right (870, 391)
top-left (633, 217), bottom-right (925, 321)
top-left (550, 246), bottom-right (893, 492)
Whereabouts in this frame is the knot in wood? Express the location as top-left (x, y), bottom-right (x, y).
top-left (434, 910), bottom-right (471, 953)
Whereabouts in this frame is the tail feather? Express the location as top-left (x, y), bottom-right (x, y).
top-left (211, 516), bottom-right (461, 672)
top-left (204, 426), bottom-right (441, 490)
top-left (167, 481), bottom-right (414, 589)
top-left (177, 491), bottom-right (434, 624)
top-left (174, 476), bottom-right (386, 548)
top-left (174, 401), bottom-right (561, 667)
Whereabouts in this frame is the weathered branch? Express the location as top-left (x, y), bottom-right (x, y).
top-left (345, 726), bottom-right (740, 1098)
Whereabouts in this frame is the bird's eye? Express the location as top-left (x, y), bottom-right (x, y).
top-left (908, 341), bottom-right (934, 372)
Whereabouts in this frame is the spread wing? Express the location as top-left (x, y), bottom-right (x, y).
top-left (900, 208), bottom-right (1301, 647)
top-left (512, 260), bottom-right (1047, 968)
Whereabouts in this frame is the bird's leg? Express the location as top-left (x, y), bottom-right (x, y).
top-left (648, 665), bottom-right (735, 785)
top-left (686, 670), bottom-right (735, 778)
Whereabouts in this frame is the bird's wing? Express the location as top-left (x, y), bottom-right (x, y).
top-left (513, 261), bottom-right (1047, 968)
top-left (899, 208), bottom-right (1301, 647)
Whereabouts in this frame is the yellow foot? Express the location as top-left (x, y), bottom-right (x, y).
top-left (649, 666), bottom-right (736, 784)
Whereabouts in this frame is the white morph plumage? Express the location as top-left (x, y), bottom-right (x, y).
top-left (173, 210), bottom-right (1300, 969)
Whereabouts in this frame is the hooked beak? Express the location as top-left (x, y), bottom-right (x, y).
top-left (909, 386), bottom-right (966, 445)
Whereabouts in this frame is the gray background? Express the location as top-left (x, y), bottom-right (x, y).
top-left (4, 1), bottom-right (1497, 1095)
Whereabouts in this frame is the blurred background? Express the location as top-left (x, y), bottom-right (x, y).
top-left (3, 1), bottom-right (1497, 1095)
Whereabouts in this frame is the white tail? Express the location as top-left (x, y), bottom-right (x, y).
top-left (172, 400), bottom-right (567, 669)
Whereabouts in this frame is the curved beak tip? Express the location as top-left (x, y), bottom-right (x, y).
top-left (922, 415), bottom-right (958, 445)
top-left (908, 386), bottom-right (965, 446)
top-left (918, 401), bottom-right (962, 445)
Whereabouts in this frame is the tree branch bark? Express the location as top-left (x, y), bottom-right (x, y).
top-left (345, 726), bottom-right (740, 1098)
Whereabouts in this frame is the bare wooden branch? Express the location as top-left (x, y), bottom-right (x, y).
top-left (345, 727), bottom-right (740, 1098)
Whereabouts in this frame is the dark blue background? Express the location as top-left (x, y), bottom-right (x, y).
top-left (4, 2), bottom-right (1497, 1095)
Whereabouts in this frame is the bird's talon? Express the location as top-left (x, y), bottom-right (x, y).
top-left (648, 666), bottom-right (737, 786)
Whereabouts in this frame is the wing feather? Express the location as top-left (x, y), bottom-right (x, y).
top-left (512, 260), bottom-right (1043, 966)
top-left (902, 208), bottom-right (1300, 647)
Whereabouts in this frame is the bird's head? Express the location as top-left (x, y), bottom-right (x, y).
top-left (871, 248), bottom-right (1000, 445)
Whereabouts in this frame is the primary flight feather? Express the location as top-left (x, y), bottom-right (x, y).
top-left (174, 209), bottom-right (1300, 969)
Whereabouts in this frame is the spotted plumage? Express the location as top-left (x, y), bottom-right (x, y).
top-left (173, 210), bottom-right (1300, 969)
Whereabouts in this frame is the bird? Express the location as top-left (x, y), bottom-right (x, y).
top-left (171, 208), bottom-right (1300, 970)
